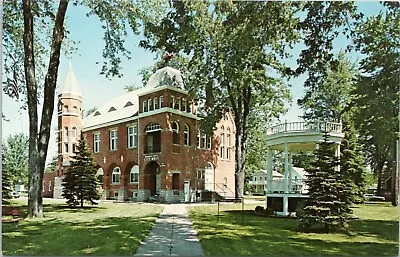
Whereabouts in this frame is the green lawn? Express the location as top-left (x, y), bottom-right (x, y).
top-left (2, 198), bottom-right (163, 256)
top-left (189, 202), bottom-right (399, 256)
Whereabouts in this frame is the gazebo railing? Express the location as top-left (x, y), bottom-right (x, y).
top-left (267, 121), bottom-right (342, 135)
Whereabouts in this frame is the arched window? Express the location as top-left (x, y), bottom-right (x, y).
top-left (145, 122), bottom-right (161, 132)
top-left (64, 105), bottom-right (69, 112)
top-left (184, 125), bottom-right (190, 146)
top-left (64, 127), bottom-right (68, 141)
top-left (130, 165), bottom-right (139, 183)
top-left (96, 168), bottom-right (104, 186)
top-left (112, 167), bottom-right (121, 184)
top-left (172, 122), bottom-right (179, 144)
top-left (226, 127), bottom-right (231, 160)
top-left (72, 127), bottom-right (77, 140)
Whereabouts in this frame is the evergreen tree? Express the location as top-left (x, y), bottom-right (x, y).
top-left (341, 120), bottom-right (367, 204)
top-left (2, 151), bottom-right (13, 205)
top-left (62, 138), bottom-right (100, 208)
top-left (298, 131), bottom-right (352, 232)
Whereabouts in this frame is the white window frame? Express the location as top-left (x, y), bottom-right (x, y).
top-left (48, 181), bottom-right (52, 191)
top-left (110, 129), bottom-right (118, 151)
top-left (130, 165), bottom-right (139, 183)
top-left (197, 130), bottom-right (201, 148)
top-left (142, 100), bottom-right (147, 112)
top-left (182, 99), bottom-right (187, 112)
top-left (127, 126), bottom-right (137, 148)
top-left (201, 134), bottom-right (206, 149)
top-left (154, 97), bottom-right (158, 109)
top-left (159, 96), bottom-right (164, 108)
top-left (207, 136), bottom-right (212, 149)
top-left (112, 167), bottom-right (121, 184)
top-left (64, 143), bottom-right (68, 153)
top-left (93, 133), bottom-right (100, 153)
top-left (148, 98), bottom-right (153, 111)
top-left (170, 96), bottom-right (175, 108)
top-left (184, 125), bottom-right (190, 146)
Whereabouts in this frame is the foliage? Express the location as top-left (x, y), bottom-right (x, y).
top-left (351, 5), bottom-right (399, 200)
top-left (298, 53), bottom-right (356, 122)
top-left (2, 133), bottom-right (29, 186)
top-left (2, 152), bottom-right (13, 205)
top-left (3, 0), bottom-right (165, 217)
top-left (292, 151), bottom-right (314, 169)
top-left (141, 0), bottom-right (297, 198)
top-left (62, 138), bottom-right (100, 208)
top-left (44, 154), bottom-right (58, 173)
top-left (341, 119), bottom-right (367, 204)
top-left (298, 132), bottom-right (353, 232)
top-left (84, 106), bottom-right (98, 117)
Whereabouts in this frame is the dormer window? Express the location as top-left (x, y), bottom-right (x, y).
top-left (109, 107), bottom-right (116, 112)
top-left (94, 111), bottom-right (101, 116)
top-left (124, 101), bottom-right (133, 107)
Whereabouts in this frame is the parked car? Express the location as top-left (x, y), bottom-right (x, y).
top-left (364, 194), bottom-right (385, 201)
top-left (12, 192), bottom-right (20, 198)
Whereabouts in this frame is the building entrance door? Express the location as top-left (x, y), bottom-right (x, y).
top-left (184, 181), bottom-right (190, 202)
top-left (144, 161), bottom-right (161, 196)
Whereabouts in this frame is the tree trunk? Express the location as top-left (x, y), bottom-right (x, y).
top-left (23, 0), bottom-right (70, 217)
top-left (391, 139), bottom-right (398, 206)
top-left (23, 0), bottom-right (42, 218)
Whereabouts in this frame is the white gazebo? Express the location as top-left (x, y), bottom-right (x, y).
top-left (265, 121), bottom-right (345, 215)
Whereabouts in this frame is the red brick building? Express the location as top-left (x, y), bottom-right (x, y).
top-left (49, 65), bottom-right (236, 202)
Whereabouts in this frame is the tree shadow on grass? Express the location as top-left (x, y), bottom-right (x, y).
top-left (190, 210), bottom-right (399, 256)
top-left (2, 216), bottom-right (157, 256)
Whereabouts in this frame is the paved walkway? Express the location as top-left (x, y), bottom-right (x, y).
top-left (135, 204), bottom-right (205, 256)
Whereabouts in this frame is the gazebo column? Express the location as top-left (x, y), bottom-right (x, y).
top-left (284, 142), bottom-right (289, 194)
top-left (288, 153), bottom-right (293, 193)
top-left (265, 147), bottom-right (273, 209)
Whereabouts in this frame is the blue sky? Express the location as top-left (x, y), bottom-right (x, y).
top-left (1, 1), bottom-right (385, 165)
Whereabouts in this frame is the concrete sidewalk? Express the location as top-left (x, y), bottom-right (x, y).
top-left (135, 204), bottom-right (205, 256)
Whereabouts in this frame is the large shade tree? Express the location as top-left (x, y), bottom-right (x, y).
top-left (2, 0), bottom-right (166, 217)
top-left (351, 4), bottom-right (399, 205)
top-left (140, 0), bottom-right (298, 198)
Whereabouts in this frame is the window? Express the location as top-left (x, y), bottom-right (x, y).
top-left (184, 125), bottom-right (190, 146)
top-left (207, 136), bottom-right (212, 149)
top-left (64, 127), bottom-right (68, 140)
top-left (130, 165), bottom-right (139, 183)
top-left (72, 143), bottom-right (77, 153)
top-left (64, 143), bottom-right (68, 153)
top-left (109, 107), bottom-right (116, 112)
top-left (220, 146), bottom-right (225, 159)
top-left (176, 98), bottom-right (181, 110)
top-left (226, 147), bottom-right (230, 160)
top-left (64, 105), bottom-right (69, 112)
top-left (93, 133), bottom-right (100, 153)
top-left (110, 129), bottom-right (118, 151)
top-left (148, 99), bottom-right (153, 111)
top-left (220, 126), bottom-right (225, 159)
top-left (226, 127), bottom-right (231, 160)
top-left (127, 126), bottom-right (137, 148)
top-left (154, 97), bottom-right (158, 109)
top-left (142, 100), bottom-right (147, 112)
top-left (146, 122), bottom-right (161, 132)
top-left (254, 177), bottom-right (257, 182)
top-left (159, 96), bottom-right (164, 108)
top-left (172, 122), bottom-right (179, 144)
top-left (48, 181), bottom-right (52, 191)
top-left (43, 181), bottom-right (45, 192)
top-left (197, 130), bottom-right (201, 148)
top-left (182, 99), bottom-right (187, 112)
top-left (112, 167), bottom-right (121, 184)
top-left (72, 127), bottom-right (77, 140)
top-left (201, 134), bottom-right (206, 149)
top-left (124, 101), bottom-right (133, 107)
top-left (170, 96), bottom-right (175, 108)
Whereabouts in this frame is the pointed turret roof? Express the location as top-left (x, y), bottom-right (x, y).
top-left (61, 62), bottom-right (81, 96)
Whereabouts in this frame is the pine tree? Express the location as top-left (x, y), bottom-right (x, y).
top-left (298, 131), bottom-right (352, 232)
top-left (341, 120), bottom-right (367, 204)
top-left (62, 138), bottom-right (100, 208)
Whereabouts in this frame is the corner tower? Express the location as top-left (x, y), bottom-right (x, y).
top-left (56, 63), bottom-right (83, 177)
